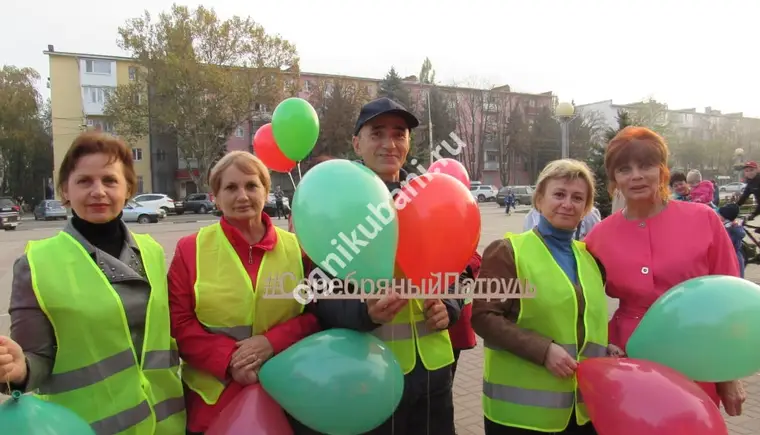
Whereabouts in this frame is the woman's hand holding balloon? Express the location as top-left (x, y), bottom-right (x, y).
top-left (544, 343), bottom-right (577, 378)
top-left (717, 380), bottom-right (746, 416)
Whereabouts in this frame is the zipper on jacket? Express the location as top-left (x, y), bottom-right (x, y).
top-left (248, 245), bottom-right (253, 264)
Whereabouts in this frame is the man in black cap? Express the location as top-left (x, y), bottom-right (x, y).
top-left (298, 97), bottom-right (463, 435)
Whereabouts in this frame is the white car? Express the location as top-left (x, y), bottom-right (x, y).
top-left (470, 185), bottom-right (498, 202)
top-left (122, 201), bottom-right (162, 224)
top-left (719, 182), bottom-right (746, 193)
top-left (132, 193), bottom-right (178, 214)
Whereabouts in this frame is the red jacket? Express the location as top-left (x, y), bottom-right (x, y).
top-left (168, 214), bottom-right (321, 433)
top-left (448, 252), bottom-right (482, 350)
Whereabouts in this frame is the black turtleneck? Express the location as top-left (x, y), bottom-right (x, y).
top-left (70, 210), bottom-right (126, 259)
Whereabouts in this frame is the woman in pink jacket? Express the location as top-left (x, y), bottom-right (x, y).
top-left (584, 126), bottom-right (747, 417)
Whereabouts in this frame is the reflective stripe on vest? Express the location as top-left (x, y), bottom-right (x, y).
top-left (27, 231), bottom-right (186, 435)
top-left (483, 230), bottom-right (608, 432)
top-left (182, 223), bottom-right (305, 405)
top-left (372, 298), bottom-right (454, 374)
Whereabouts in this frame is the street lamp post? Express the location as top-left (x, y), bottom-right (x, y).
top-left (553, 101), bottom-right (577, 159)
top-left (734, 148), bottom-right (745, 183)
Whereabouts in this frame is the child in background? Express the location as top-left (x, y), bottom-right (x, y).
top-left (718, 203), bottom-right (746, 277)
top-left (687, 169), bottom-right (716, 206)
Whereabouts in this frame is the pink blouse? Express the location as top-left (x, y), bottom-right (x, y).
top-left (584, 200), bottom-right (739, 405)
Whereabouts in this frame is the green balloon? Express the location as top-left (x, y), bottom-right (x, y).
top-left (0, 391), bottom-right (96, 434)
top-left (259, 329), bottom-right (404, 434)
top-left (271, 97), bottom-right (320, 162)
top-left (626, 275), bottom-right (760, 382)
top-left (292, 159), bottom-right (398, 285)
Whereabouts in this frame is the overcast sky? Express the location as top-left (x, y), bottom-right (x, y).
top-left (3, 0), bottom-right (757, 116)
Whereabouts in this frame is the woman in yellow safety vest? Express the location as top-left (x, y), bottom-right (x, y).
top-left (168, 151), bottom-right (321, 434)
top-left (0, 131), bottom-right (186, 434)
top-left (471, 159), bottom-right (614, 435)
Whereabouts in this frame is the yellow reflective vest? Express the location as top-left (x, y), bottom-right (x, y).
top-left (182, 223), bottom-right (305, 405)
top-left (483, 230), bottom-right (608, 432)
top-left (371, 266), bottom-right (455, 374)
top-left (27, 231), bottom-right (186, 435)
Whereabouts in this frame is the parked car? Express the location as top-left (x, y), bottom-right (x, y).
top-left (122, 201), bottom-right (162, 224)
top-left (132, 193), bottom-right (183, 214)
top-left (0, 197), bottom-right (20, 231)
top-left (496, 185), bottom-right (534, 206)
top-left (34, 199), bottom-right (68, 220)
top-left (720, 182), bottom-right (746, 193)
top-left (470, 185), bottom-right (498, 202)
top-left (183, 193), bottom-right (215, 214)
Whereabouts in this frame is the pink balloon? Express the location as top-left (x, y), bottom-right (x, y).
top-left (428, 158), bottom-right (470, 188)
top-left (206, 384), bottom-right (294, 435)
top-left (577, 358), bottom-right (727, 435)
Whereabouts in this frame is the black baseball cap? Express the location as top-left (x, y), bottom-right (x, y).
top-left (354, 97), bottom-right (419, 136)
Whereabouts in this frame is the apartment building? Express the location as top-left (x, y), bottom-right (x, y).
top-left (45, 46), bottom-right (153, 197)
top-left (45, 46), bottom-right (553, 197)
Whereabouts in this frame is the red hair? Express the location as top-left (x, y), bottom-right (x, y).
top-left (605, 126), bottom-right (670, 200)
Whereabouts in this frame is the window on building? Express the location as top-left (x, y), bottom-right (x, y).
top-left (136, 176), bottom-right (144, 194)
top-left (235, 127), bottom-right (244, 137)
top-left (85, 59), bottom-right (111, 74)
top-left (304, 80), bottom-right (312, 92)
top-left (132, 148), bottom-right (143, 161)
top-left (529, 99), bottom-right (536, 107)
top-left (128, 67), bottom-right (137, 81)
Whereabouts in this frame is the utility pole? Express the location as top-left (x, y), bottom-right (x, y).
top-left (427, 89), bottom-right (434, 165)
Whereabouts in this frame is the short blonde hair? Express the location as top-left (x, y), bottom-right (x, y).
top-left (209, 151), bottom-right (271, 196)
top-left (686, 169), bottom-right (702, 184)
top-left (533, 159), bottom-right (596, 216)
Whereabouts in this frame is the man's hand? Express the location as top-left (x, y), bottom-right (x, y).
top-left (0, 336), bottom-right (27, 385)
top-left (367, 291), bottom-right (408, 324)
top-left (424, 300), bottom-right (449, 330)
top-left (230, 336), bottom-right (274, 372)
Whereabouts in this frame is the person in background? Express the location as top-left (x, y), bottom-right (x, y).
top-left (669, 171), bottom-right (690, 201)
top-left (504, 189), bottom-right (516, 215)
top-left (712, 179), bottom-right (720, 205)
top-left (274, 185), bottom-right (287, 219)
top-left (0, 131), bottom-right (186, 434)
top-left (473, 159), bottom-right (610, 435)
top-left (737, 161), bottom-right (760, 220)
top-left (523, 205), bottom-right (601, 240)
top-left (584, 126), bottom-right (746, 417)
top-left (687, 169), bottom-right (716, 206)
top-left (718, 203), bottom-right (746, 278)
top-left (168, 151), bottom-right (321, 434)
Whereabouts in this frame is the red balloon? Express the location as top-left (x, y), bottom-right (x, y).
top-left (206, 384), bottom-right (294, 435)
top-left (254, 123), bottom-right (296, 173)
top-left (577, 358), bottom-right (728, 435)
top-left (395, 172), bottom-right (481, 291)
top-left (428, 158), bottom-right (470, 188)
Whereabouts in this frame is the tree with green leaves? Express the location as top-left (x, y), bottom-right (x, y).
top-left (377, 67), bottom-right (410, 108)
top-left (308, 78), bottom-right (371, 159)
top-left (104, 4), bottom-right (299, 191)
top-left (415, 58), bottom-right (457, 165)
top-left (588, 109), bottom-right (634, 217)
top-left (0, 65), bottom-right (53, 204)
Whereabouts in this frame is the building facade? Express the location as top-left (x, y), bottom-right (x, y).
top-left (45, 46), bottom-right (554, 198)
top-left (45, 46), bottom-right (153, 197)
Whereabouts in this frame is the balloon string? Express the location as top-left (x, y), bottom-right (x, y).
top-left (297, 162), bottom-right (303, 182)
top-left (1, 314), bottom-right (15, 400)
top-left (288, 172), bottom-right (297, 190)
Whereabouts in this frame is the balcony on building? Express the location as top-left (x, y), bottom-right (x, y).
top-left (79, 57), bottom-right (117, 116)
